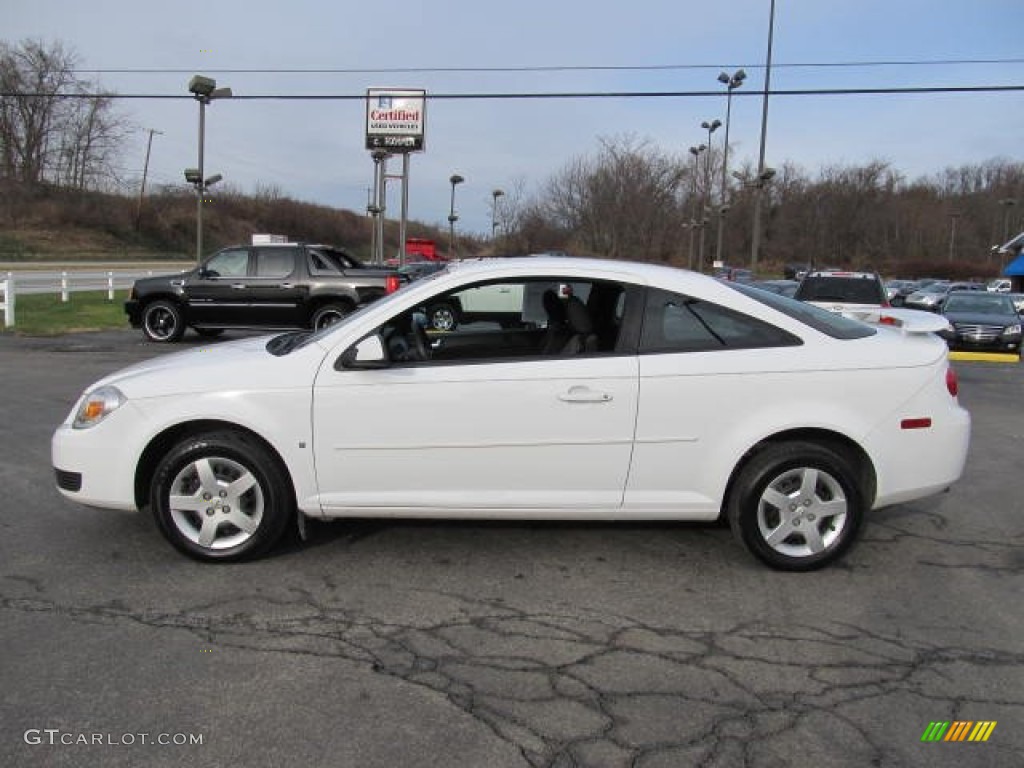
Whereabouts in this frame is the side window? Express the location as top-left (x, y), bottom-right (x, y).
top-left (309, 247), bottom-right (358, 274)
top-left (255, 247), bottom-right (297, 278)
top-left (641, 288), bottom-right (801, 353)
top-left (374, 278), bottom-right (630, 366)
top-left (203, 249), bottom-right (249, 278)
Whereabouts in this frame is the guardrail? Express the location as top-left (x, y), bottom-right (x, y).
top-left (1, 268), bottom-right (184, 328)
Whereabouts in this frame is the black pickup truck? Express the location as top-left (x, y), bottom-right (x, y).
top-left (125, 242), bottom-right (403, 342)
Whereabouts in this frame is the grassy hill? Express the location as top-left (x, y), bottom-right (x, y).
top-left (0, 181), bottom-right (457, 263)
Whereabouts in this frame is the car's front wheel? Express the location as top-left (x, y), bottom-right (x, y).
top-left (142, 300), bottom-right (185, 343)
top-left (727, 441), bottom-right (865, 571)
top-left (150, 431), bottom-right (293, 562)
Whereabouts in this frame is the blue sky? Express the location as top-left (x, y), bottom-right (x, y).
top-left (6, 0), bottom-right (1024, 236)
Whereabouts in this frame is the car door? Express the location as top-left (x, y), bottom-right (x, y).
top-left (184, 247), bottom-right (252, 325)
top-left (311, 278), bottom-right (640, 513)
top-left (240, 246), bottom-right (304, 327)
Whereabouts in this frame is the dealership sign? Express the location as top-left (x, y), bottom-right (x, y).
top-left (365, 88), bottom-right (426, 152)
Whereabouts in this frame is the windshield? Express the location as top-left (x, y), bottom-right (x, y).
top-left (269, 270), bottom-right (448, 355)
top-left (730, 282), bottom-right (877, 339)
top-left (944, 293), bottom-right (1015, 315)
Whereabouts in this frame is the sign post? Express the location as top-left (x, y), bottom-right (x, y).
top-left (366, 89), bottom-right (427, 266)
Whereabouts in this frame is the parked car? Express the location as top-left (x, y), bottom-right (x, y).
top-left (54, 257), bottom-right (970, 571)
top-left (125, 242), bottom-right (402, 342)
top-left (904, 281), bottom-right (984, 312)
top-left (793, 270), bottom-right (888, 317)
top-left (940, 290), bottom-right (1022, 356)
top-left (987, 278), bottom-right (1011, 293)
top-left (884, 279), bottom-right (916, 306)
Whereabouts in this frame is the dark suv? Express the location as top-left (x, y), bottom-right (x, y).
top-left (125, 243), bottom-right (401, 342)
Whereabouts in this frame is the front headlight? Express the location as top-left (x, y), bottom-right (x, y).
top-left (1004, 324), bottom-right (1022, 337)
top-left (73, 385), bottom-right (126, 429)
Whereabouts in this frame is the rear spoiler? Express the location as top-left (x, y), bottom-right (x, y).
top-left (843, 307), bottom-right (952, 334)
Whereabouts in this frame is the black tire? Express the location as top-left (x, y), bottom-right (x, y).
top-left (150, 431), bottom-right (293, 562)
top-left (727, 441), bottom-right (865, 571)
top-left (427, 302), bottom-right (457, 331)
top-left (193, 327), bottom-right (225, 339)
top-left (142, 300), bottom-right (185, 343)
top-left (311, 302), bottom-right (353, 331)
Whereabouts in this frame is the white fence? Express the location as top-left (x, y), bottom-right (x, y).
top-left (1, 268), bottom-right (182, 328)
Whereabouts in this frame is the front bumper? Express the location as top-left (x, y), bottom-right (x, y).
top-left (124, 299), bottom-right (142, 327)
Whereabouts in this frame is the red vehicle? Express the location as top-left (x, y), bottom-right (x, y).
top-left (405, 238), bottom-right (441, 261)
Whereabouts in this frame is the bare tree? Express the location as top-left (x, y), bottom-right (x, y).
top-left (0, 39), bottom-right (128, 189)
top-left (544, 135), bottom-right (686, 262)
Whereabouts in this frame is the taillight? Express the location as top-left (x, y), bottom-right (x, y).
top-left (946, 366), bottom-right (959, 397)
top-left (385, 275), bottom-right (400, 294)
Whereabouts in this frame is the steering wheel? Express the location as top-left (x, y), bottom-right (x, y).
top-left (412, 321), bottom-right (431, 361)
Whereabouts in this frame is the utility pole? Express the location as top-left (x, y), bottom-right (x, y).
top-left (135, 128), bottom-right (162, 231)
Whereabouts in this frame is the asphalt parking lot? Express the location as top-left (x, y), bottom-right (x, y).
top-left (1, 330), bottom-right (1021, 768)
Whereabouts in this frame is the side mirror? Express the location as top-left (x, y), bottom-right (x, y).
top-left (337, 334), bottom-right (390, 370)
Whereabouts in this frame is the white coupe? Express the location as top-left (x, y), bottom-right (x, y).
top-left (52, 258), bottom-right (971, 570)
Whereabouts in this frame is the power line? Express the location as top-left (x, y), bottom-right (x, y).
top-left (69, 57), bottom-right (1024, 76)
top-left (4, 84), bottom-right (1024, 100)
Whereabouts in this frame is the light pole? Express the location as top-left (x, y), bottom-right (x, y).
top-left (715, 69), bottom-right (745, 265)
top-left (188, 75), bottom-right (232, 262)
top-left (751, 0), bottom-right (776, 271)
top-left (448, 174), bottom-right (464, 258)
top-left (700, 120), bottom-right (721, 270)
top-left (491, 188), bottom-right (505, 242)
top-left (687, 144), bottom-right (706, 271)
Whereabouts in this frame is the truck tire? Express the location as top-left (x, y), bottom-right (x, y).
top-left (311, 301), bottom-right (354, 331)
top-left (427, 302), bottom-right (458, 332)
top-left (142, 300), bottom-right (186, 343)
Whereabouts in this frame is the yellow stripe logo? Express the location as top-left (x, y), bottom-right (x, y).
top-left (921, 721), bottom-right (997, 742)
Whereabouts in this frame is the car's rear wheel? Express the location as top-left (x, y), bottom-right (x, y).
top-left (727, 441), bottom-right (864, 571)
top-left (142, 300), bottom-right (185, 343)
top-left (150, 431), bottom-right (293, 562)
top-left (311, 302), bottom-right (353, 331)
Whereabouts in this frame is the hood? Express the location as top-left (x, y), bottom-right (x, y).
top-left (88, 335), bottom-right (323, 399)
top-left (944, 310), bottom-right (1021, 327)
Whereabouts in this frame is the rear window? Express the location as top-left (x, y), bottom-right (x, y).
top-left (730, 283), bottom-right (877, 340)
top-left (794, 275), bottom-right (885, 305)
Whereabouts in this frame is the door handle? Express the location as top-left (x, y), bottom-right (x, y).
top-left (558, 386), bottom-right (612, 403)
top-left (231, 283), bottom-right (247, 290)
top-left (279, 283), bottom-right (294, 289)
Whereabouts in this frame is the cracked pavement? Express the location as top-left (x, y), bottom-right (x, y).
top-left (1, 331), bottom-right (1021, 767)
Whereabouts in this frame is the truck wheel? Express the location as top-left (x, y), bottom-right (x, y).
top-left (311, 302), bottom-right (353, 331)
top-left (142, 300), bottom-right (185, 343)
top-left (427, 302), bottom-right (457, 331)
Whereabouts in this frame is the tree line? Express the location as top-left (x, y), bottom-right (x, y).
top-left (499, 135), bottom-right (1024, 277)
top-left (2, 38), bottom-right (1022, 276)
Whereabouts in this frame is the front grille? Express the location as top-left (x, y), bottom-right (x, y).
top-left (55, 468), bottom-right (82, 492)
top-left (954, 323), bottom-right (1004, 342)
